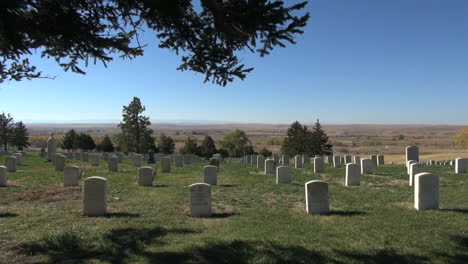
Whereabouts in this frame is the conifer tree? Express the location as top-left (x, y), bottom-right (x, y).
top-left (0, 112), bottom-right (14, 151)
top-left (118, 97), bottom-right (153, 153)
top-left (10, 121), bottom-right (30, 151)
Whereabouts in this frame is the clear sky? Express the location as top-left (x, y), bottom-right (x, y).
top-left (1, 0), bottom-right (468, 124)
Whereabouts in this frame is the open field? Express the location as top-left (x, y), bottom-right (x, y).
top-left (0, 153), bottom-right (467, 263)
top-left (26, 123), bottom-right (468, 164)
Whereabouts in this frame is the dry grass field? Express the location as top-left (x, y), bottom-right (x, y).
top-left (26, 123), bottom-right (468, 164)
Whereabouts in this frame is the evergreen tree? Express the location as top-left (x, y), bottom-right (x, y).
top-left (98, 135), bottom-right (115, 152)
top-left (311, 119), bottom-right (333, 156)
top-left (0, 112), bottom-right (15, 151)
top-left (159, 134), bottom-right (175, 154)
top-left (76, 133), bottom-right (96, 152)
top-left (220, 129), bottom-right (251, 157)
top-left (1, 1), bottom-right (309, 86)
top-left (281, 121), bottom-right (309, 156)
top-left (217, 148), bottom-right (229, 159)
top-left (180, 137), bottom-right (198, 155)
top-left (199, 136), bottom-right (217, 159)
top-left (114, 134), bottom-right (129, 153)
top-left (118, 97), bottom-right (153, 153)
top-left (140, 133), bottom-right (157, 153)
top-left (61, 129), bottom-right (78, 152)
top-left (10, 121), bottom-right (30, 151)
top-left (259, 147), bottom-right (272, 158)
top-left (243, 145), bottom-right (256, 155)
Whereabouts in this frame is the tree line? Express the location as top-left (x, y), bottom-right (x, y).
top-left (0, 112), bottom-right (30, 151)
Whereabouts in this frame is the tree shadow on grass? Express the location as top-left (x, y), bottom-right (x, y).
top-left (0, 212), bottom-right (18, 218)
top-left (335, 248), bottom-right (428, 264)
top-left (19, 227), bottom-right (198, 264)
top-left (439, 208), bottom-right (468, 214)
top-left (424, 235), bottom-right (468, 264)
top-left (145, 240), bottom-right (329, 264)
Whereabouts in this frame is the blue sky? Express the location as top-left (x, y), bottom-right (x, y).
top-left (1, 0), bottom-right (468, 124)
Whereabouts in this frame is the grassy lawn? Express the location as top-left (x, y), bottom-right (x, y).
top-left (0, 153), bottom-right (467, 264)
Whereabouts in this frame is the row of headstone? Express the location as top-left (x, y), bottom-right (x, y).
top-left (67, 147), bottom-right (442, 217)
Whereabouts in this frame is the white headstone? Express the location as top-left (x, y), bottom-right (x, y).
top-left (5, 156), bottom-right (16, 172)
top-left (305, 180), bottom-right (329, 214)
top-left (13, 153), bottom-right (22, 165)
top-left (160, 157), bottom-right (171, 173)
top-left (64, 166), bottom-right (80, 187)
top-left (108, 156), bottom-right (118, 172)
top-left (406, 146), bottom-right (419, 162)
top-left (257, 155), bottom-right (265, 169)
top-left (314, 157), bottom-right (324, 173)
top-left (370, 155), bottom-right (378, 167)
top-left (204, 165), bottom-right (218, 185)
top-left (282, 155), bottom-right (289, 165)
top-left (265, 159), bottom-right (276, 174)
top-left (302, 155), bottom-right (310, 164)
top-left (83, 176), bottom-right (107, 216)
top-left (455, 158), bottom-right (468, 174)
top-left (333, 156), bottom-right (341, 168)
top-left (345, 163), bottom-right (360, 186)
top-left (55, 154), bottom-right (66, 171)
top-left (174, 155), bottom-right (183, 168)
top-left (273, 154), bottom-right (280, 164)
top-left (90, 154), bottom-right (100, 166)
top-left (360, 158), bottom-right (373, 174)
top-left (344, 155), bottom-right (352, 164)
top-left (81, 152), bottom-right (89, 162)
top-left (189, 183), bottom-right (211, 217)
top-left (47, 134), bottom-right (57, 162)
top-left (354, 156), bottom-right (361, 165)
top-left (414, 173), bottom-right (439, 210)
top-left (407, 160), bottom-right (418, 174)
top-left (133, 154), bottom-right (142, 167)
top-left (276, 166), bottom-right (291, 184)
top-left (138, 166), bottom-right (155, 186)
top-left (409, 163), bottom-right (423, 186)
top-left (294, 155), bottom-right (303, 168)
top-left (377, 155), bottom-right (385, 166)
top-left (209, 157), bottom-right (220, 172)
top-left (251, 155), bottom-right (257, 165)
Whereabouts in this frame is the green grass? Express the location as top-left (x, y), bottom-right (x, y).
top-left (0, 153), bottom-right (467, 264)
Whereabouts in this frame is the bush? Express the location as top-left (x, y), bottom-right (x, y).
top-left (259, 147), bottom-right (272, 157)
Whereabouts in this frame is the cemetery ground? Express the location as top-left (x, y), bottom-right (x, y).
top-left (1, 154), bottom-right (467, 264)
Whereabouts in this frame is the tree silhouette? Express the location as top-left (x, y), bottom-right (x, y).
top-left (1, 0), bottom-right (309, 86)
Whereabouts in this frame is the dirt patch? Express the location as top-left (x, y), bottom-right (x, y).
top-left (0, 184), bottom-right (81, 204)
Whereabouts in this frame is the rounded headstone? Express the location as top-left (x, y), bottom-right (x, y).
top-left (276, 166), bottom-right (291, 184)
top-left (265, 159), bottom-right (276, 175)
top-left (108, 156), bottom-right (118, 172)
top-left (314, 157), bottom-right (325, 173)
top-left (138, 166), bottom-right (155, 186)
top-left (345, 163), bottom-right (360, 186)
top-left (203, 165), bottom-right (218, 185)
top-left (305, 180), bottom-right (329, 215)
top-left (64, 166), bottom-right (80, 187)
top-left (414, 172), bottom-right (439, 211)
top-left (189, 183), bottom-right (211, 217)
top-left (5, 156), bottom-right (16, 172)
top-left (83, 176), bottom-right (107, 216)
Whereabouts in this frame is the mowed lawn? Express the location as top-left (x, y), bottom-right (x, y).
top-left (0, 154), bottom-right (467, 264)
